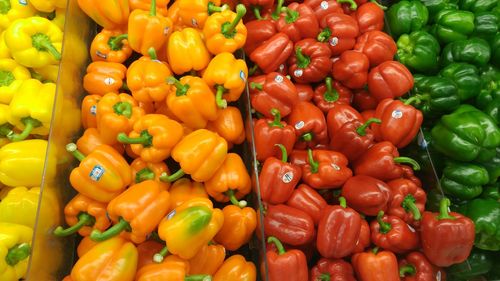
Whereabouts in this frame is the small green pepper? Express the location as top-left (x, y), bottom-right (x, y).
top-left (439, 62), bottom-right (481, 101)
top-left (419, 0), bottom-right (459, 21)
top-left (447, 248), bottom-right (494, 280)
top-left (387, 0), bottom-right (429, 39)
top-left (431, 9), bottom-right (475, 44)
top-left (460, 198), bottom-right (500, 251)
top-left (441, 38), bottom-right (491, 67)
top-left (474, 12), bottom-right (499, 40)
top-left (396, 31), bottom-right (441, 73)
top-left (440, 161), bottom-right (489, 200)
top-left (460, 0), bottom-right (498, 12)
top-left (411, 75), bottom-right (460, 117)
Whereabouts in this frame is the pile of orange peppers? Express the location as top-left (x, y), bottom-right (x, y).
top-left (58, 0), bottom-right (258, 280)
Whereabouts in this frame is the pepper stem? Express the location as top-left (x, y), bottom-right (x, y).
top-left (302, 132), bottom-right (313, 142)
top-left (250, 82), bottom-right (263, 91)
top-left (0, 123), bottom-right (12, 136)
top-left (117, 130), bottom-right (153, 147)
top-left (207, 2), bottom-right (229, 14)
top-left (66, 143), bottom-right (85, 162)
top-left (31, 33), bottom-right (61, 61)
top-left (221, 4), bottom-right (246, 38)
top-left (159, 169), bottom-right (185, 182)
top-left (5, 243), bottom-right (31, 266)
top-left (53, 213), bottom-right (96, 237)
top-left (136, 168), bottom-right (155, 183)
top-left (372, 247), bottom-right (379, 254)
top-left (376, 211), bottom-right (392, 234)
top-left (185, 275), bottom-right (212, 281)
top-left (153, 246), bottom-right (169, 263)
top-left (108, 34), bottom-right (128, 51)
top-left (402, 194), bottom-right (421, 221)
top-left (370, 0), bottom-right (387, 10)
top-left (7, 117), bottom-right (42, 141)
top-left (268, 109), bottom-right (284, 128)
top-left (167, 76), bottom-right (190, 96)
top-left (339, 196), bottom-right (347, 208)
top-left (437, 198), bottom-right (455, 220)
top-left (319, 273), bottom-right (331, 281)
top-left (404, 96), bottom-right (421, 105)
top-left (295, 47), bottom-right (310, 69)
top-left (307, 149), bottom-right (319, 173)
top-left (150, 0), bottom-right (157, 16)
top-left (226, 189), bottom-right (247, 208)
top-left (113, 101), bottom-right (132, 118)
top-left (271, 0), bottom-right (284, 20)
top-left (323, 77), bottom-right (339, 102)
top-left (282, 7), bottom-right (299, 23)
top-left (317, 27), bottom-right (332, 43)
top-left (356, 118), bottom-right (381, 136)
top-left (337, 0), bottom-right (358, 10)
top-left (275, 144), bottom-right (288, 163)
top-left (399, 264), bottom-right (416, 277)
top-left (267, 236), bottom-right (286, 255)
top-left (253, 6), bottom-right (262, 20)
top-left (215, 85), bottom-right (228, 108)
top-left (393, 157), bottom-right (420, 171)
top-left (148, 47), bottom-right (158, 60)
top-left (90, 217), bottom-right (131, 242)
top-left (248, 64), bottom-right (259, 75)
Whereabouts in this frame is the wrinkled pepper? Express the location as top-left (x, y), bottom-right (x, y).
top-left (215, 204), bottom-right (257, 251)
top-left (263, 203), bottom-right (315, 246)
top-left (342, 175), bottom-right (391, 216)
top-left (203, 4), bottom-right (248, 54)
top-left (396, 31), bottom-right (440, 73)
top-left (249, 72), bottom-right (299, 118)
top-left (83, 61), bottom-right (127, 96)
top-left (386, 0), bottom-right (429, 39)
top-left (206, 106), bottom-right (245, 145)
top-left (0, 59), bottom-right (31, 104)
top-left (301, 149), bottom-right (352, 189)
top-left (309, 258), bottom-right (356, 281)
top-left (167, 28), bottom-right (212, 75)
top-left (90, 29), bottom-right (132, 63)
top-left (317, 13), bottom-right (359, 56)
top-left (386, 178), bottom-right (426, 225)
top-left (354, 30), bottom-right (397, 67)
top-left (330, 117), bottom-right (380, 162)
top-left (0, 222), bottom-right (32, 281)
top-left (440, 161), bottom-right (489, 200)
top-left (276, 2), bottom-right (319, 42)
top-left (332, 50), bottom-right (370, 89)
top-left (286, 184), bottom-right (327, 225)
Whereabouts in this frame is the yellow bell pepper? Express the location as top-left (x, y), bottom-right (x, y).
top-left (0, 139), bottom-right (56, 187)
top-left (30, 0), bottom-right (66, 13)
top-left (77, 0), bottom-right (129, 29)
top-left (0, 187), bottom-right (39, 228)
top-left (31, 64), bottom-right (59, 83)
top-left (50, 8), bottom-right (66, 30)
top-left (0, 222), bottom-right (32, 281)
top-left (0, 0), bottom-right (36, 30)
top-left (8, 79), bottom-right (55, 141)
top-left (0, 32), bottom-right (10, 59)
top-left (0, 59), bottom-right (31, 104)
top-left (4, 16), bottom-right (62, 68)
top-left (177, 0), bottom-right (225, 29)
top-left (167, 28), bottom-right (211, 75)
top-left (203, 4), bottom-right (247, 55)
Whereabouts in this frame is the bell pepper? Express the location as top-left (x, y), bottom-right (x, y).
top-left (440, 161), bottom-right (489, 200)
top-left (288, 39), bottom-right (331, 83)
top-left (259, 144), bottom-right (301, 204)
top-left (353, 2), bottom-right (385, 34)
top-left (244, 19), bottom-right (277, 54)
top-left (77, 0), bottom-right (129, 29)
top-left (439, 62), bottom-right (481, 101)
top-left (386, 178), bottom-right (425, 225)
top-left (76, 128), bottom-right (125, 156)
top-left (330, 118), bottom-right (380, 162)
top-left (266, 236), bottom-right (309, 281)
top-left (353, 219), bottom-right (371, 254)
top-left (441, 38), bottom-right (491, 68)
top-left (342, 175), bottom-right (391, 216)
top-left (473, 11), bottom-right (498, 41)
top-left (166, 76), bottom-right (219, 129)
top-left (77, 236), bottom-right (99, 258)
top-left (137, 256), bottom-right (211, 281)
top-left (168, 178), bottom-right (209, 212)
top-left (370, 211), bottom-right (419, 253)
top-left (287, 101), bottom-right (328, 147)
top-left (396, 31), bottom-right (440, 73)
top-left (0, 187), bottom-right (41, 228)
top-left (410, 75), bottom-right (460, 118)
top-left (312, 77), bottom-right (352, 113)
top-left (0, 222), bottom-right (32, 281)
top-left (326, 104), bottom-right (363, 137)
top-left (213, 255), bottom-right (256, 281)
top-left (67, 143), bottom-right (132, 203)
top-left (202, 52), bottom-right (248, 108)
top-left (286, 184), bottom-right (327, 225)
top-left (207, 106), bottom-right (245, 145)
top-left (317, 197), bottom-right (362, 258)
top-left (130, 158), bottom-right (170, 190)
top-left (249, 72), bottom-right (299, 118)
top-left (263, 203), bottom-right (315, 245)
top-left (249, 32), bottom-right (293, 74)
top-left (215, 204), bottom-right (257, 251)
top-left (459, 198), bottom-right (500, 251)
top-left (354, 30), bottom-right (397, 67)
top-left (0, 0), bottom-right (36, 30)
top-left (83, 61), bottom-right (127, 96)
top-left (203, 4), bottom-right (247, 55)
top-left (90, 180), bottom-right (170, 244)
top-left (372, 99), bottom-right (423, 148)
top-left (431, 9), bottom-right (475, 44)
top-left (81, 95), bottom-right (101, 129)
top-left (461, 0), bottom-right (497, 12)
top-left (317, 13), bottom-right (359, 56)
top-left (276, 2), bottom-right (319, 42)
top-left (0, 139), bottom-right (54, 187)
top-left (399, 252), bottom-right (446, 281)
top-left (301, 149), bottom-right (352, 189)
top-left (421, 198), bottom-right (475, 267)
top-left (156, 198), bottom-right (224, 260)
top-left (310, 258), bottom-right (356, 281)
top-left (304, 0), bottom-right (350, 23)
top-left (353, 89), bottom-right (377, 111)
top-left (368, 61), bottom-right (414, 101)
top-left (352, 248), bottom-right (400, 281)
top-left (167, 129), bottom-right (228, 183)
top-left (70, 237), bottom-right (137, 281)
top-left (177, 0), bottom-right (227, 28)
top-left (90, 29), bottom-right (132, 63)
top-left (129, 0), bottom-right (169, 16)
top-left (448, 248), bottom-right (495, 280)
top-left (481, 147), bottom-right (500, 184)
top-left (167, 28), bottom-right (212, 75)
top-left (0, 59), bottom-right (30, 104)
top-left (430, 104), bottom-right (500, 162)
top-left (332, 50), bottom-right (370, 89)
top-left (254, 109), bottom-right (296, 161)
top-left (386, 0), bottom-right (429, 39)
top-left (189, 244), bottom-right (226, 275)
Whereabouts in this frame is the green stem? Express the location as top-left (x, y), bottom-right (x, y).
top-left (319, 273), bottom-right (331, 281)
top-left (250, 82), bottom-right (263, 91)
top-left (150, 0), bottom-right (156, 16)
top-left (399, 264), bottom-right (416, 277)
top-left (393, 157), bottom-right (420, 171)
top-left (404, 96), bottom-right (421, 106)
top-left (437, 198), bottom-right (455, 220)
top-left (167, 77), bottom-right (190, 96)
top-left (221, 4), bottom-right (246, 38)
top-left (121, 81), bottom-right (129, 91)
top-left (0, 70), bottom-right (14, 86)
top-left (136, 168), bottom-right (155, 183)
top-left (117, 130), bottom-right (153, 146)
top-left (153, 246), bottom-right (169, 263)
top-left (108, 34), bottom-right (128, 51)
top-left (253, 6), bottom-right (262, 20)
top-left (185, 275), bottom-right (212, 281)
top-left (32, 33), bottom-right (61, 61)
top-left (271, 0), bottom-right (284, 20)
top-left (113, 101), bottom-right (132, 118)
top-left (159, 169), bottom-right (185, 182)
top-left (356, 118), bottom-right (381, 136)
top-left (90, 217), bottom-right (131, 242)
top-left (337, 0), bottom-right (358, 10)
top-left (376, 211), bottom-right (392, 234)
top-left (317, 27), bottom-right (332, 43)
top-left (226, 189), bottom-right (247, 208)
top-left (402, 195), bottom-right (421, 221)
top-left (323, 77), bottom-right (339, 102)
top-left (53, 213), bottom-right (96, 237)
top-left (275, 144), bottom-right (288, 162)
top-left (0, 123), bottom-right (12, 136)
top-left (148, 47), bottom-right (158, 60)
top-left (66, 143), bottom-right (85, 162)
top-left (370, 0), bottom-right (387, 10)
top-left (283, 7), bottom-right (299, 23)
top-left (267, 236), bottom-right (286, 255)
top-left (215, 85), bottom-right (228, 108)
top-left (268, 109), bottom-right (284, 128)
top-left (338, 196), bottom-right (347, 208)
top-left (207, 2), bottom-right (229, 14)
top-left (5, 243), bottom-right (31, 266)
top-left (295, 47), bottom-right (310, 69)
top-left (302, 132), bottom-right (313, 142)
top-left (7, 117), bottom-right (41, 141)
top-left (248, 64), bottom-right (259, 75)
top-left (372, 247), bottom-right (379, 254)
top-left (307, 149), bottom-right (319, 173)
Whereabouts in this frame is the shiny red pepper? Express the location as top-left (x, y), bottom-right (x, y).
top-left (288, 39), bottom-right (332, 83)
top-left (287, 101), bottom-right (328, 148)
top-left (399, 252), bottom-right (447, 281)
top-left (330, 118), bottom-right (381, 162)
top-left (342, 175), bottom-right (391, 216)
top-left (304, 0), bottom-right (344, 24)
top-left (353, 219), bottom-right (371, 254)
top-left (326, 104), bottom-right (363, 139)
top-left (286, 184), bottom-right (327, 225)
top-left (244, 19), bottom-right (277, 54)
top-left (254, 109), bottom-right (296, 162)
top-left (296, 83), bottom-right (314, 102)
top-left (353, 89), bottom-right (378, 111)
top-left (276, 2), bottom-right (320, 42)
top-left (352, 248), bottom-right (400, 281)
top-left (368, 61), bottom-right (414, 101)
top-left (249, 72), bottom-right (299, 118)
top-left (317, 13), bottom-right (359, 56)
top-left (309, 258), bottom-right (356, 281)
top-left (332, 50), bottom-right (370, 89)
top-left (370, 211), bottom-right (420, 253)
top-left (266, 236), bottom-right (309, 281)
top-left (263, 203), bottom-right (316, 246)
top-left (386, 178), bottom-right (426, 226)
top-left (313, 77), bottom-right (353, 113)
top-left (250, 33), bottom-right (294, 74)
top-left (353, 2), bottom-right (385, 34)
top-left (401, 165), bottom-right (422, 187)
top-left (301, 149), bottom-right (352, 189)
top-left (354, 30), bottom-right (397, 67)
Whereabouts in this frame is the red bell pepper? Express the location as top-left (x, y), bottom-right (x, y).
top-left (352, 248), bottom-right (400, 281)
top-left (266, 236), bottom-right (309, 281)
top-left (421, 198), bottom-right (475, 267)
top-left (353, 219), bottom-right (371, 253)
top-left (288, 39), bottom-right (332, 83)
top-left (330, 118), bottom-right (381, 162)
top-left (304, 0), bottom-right (343, 24)
top-left (296, 83), bottom-right (314, 102)
top-left (372, 98), bottom-right (423, 148)
top-left (353, 141), bottom-right (421, 181)
top-left (249, 72), bottom-right (299, 118)
top-left (286, 184), bottom-right (327, 225)
top-left (386, 178), bottom-right (426, 225)
top-left (263, 203), bottom-right (316, 246)
top-left (313, 77), bottom-right (353, 113)
top-left (254, 109), bottom-right (296, 162)
top-left (241, 0), bottom-right (275, 19)
top-left (317, 13), bottom-right (359, 56)
top-left (250, 33), bottom-right (294, 74)
top-left (332, 50), bottom-right (370, 89)
top-left (326, 104), bottom-right (363, 139)
top-left (342, 175), bottom-right (391, 216)
top-left (353, 89), bottom-right (378, 111)
top-left (353, 2), bottom-right (385, 34)
top-left (301, 149), bottom-right (352, 189)
top-left (399, 252), bottom-right (447, 281)
top-left (287, 101), bottom-right (328, 148)
top-left (276, 3), bottom-right (320, 42)
top-left (401, 165), bottom-right (422, 187)
top-left (368, 61), bottom-right (414, 101)
top-left (259, 144), bottom-right (302, 204)
top-left (370, 211), bottom-right (420, 253)
top-left (361, 110), bottom-right (376, 122)
top-left (309, 258), bottom-right (356, 281)
top-left (317, 197), bottom-right (362, 258)
top-left (244, 19), bottom-right (277, 54)
top-left (354, 30), bottom-right (397, 67)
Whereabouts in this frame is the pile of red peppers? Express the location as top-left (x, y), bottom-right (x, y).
top-left (243, 0), bottom-right (476, 280)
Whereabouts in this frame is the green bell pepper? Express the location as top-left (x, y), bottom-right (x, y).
top-left (431, 104), bottom-right (500, 162)
top-left (474, 11), bottom-right (499, 40)
top-left (441, 38), bottom-right (491, 67)
top-left (447, 248), bottom-right (494, 280)
top-left (419, 0), bottom-right (459, 21)
top-left (475, 65), bottom-right (500, 109)
top-left (439, 63), bottom-right (481, 101)
top-left (480, 147), bottom-right (500, 183)
top-left (440, 161), bottom-right (489, 200)
top-left (483, 97), bottom-right (500, 124)
top-left (396, 31), bottom-right (441, 73)
top-left (410, 75), bottom-right (460, 117)
top-left (460, 0), bottom-right (498, 12)
top-left (387, 0), bottom-right (429, 39)
top-left (431, 9), bottom-right (475, 44)
top-left (481, 183), bottom-right (500, 200)
top-left (460, 198), bottom-right (500, 251)
top-left (490, 33), bottom-right (500, 68)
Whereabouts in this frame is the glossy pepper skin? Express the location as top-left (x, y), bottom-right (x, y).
top-left (460, 0), bottom-right (497, 12)
top-left (213, 254), bottom-right (257, 281)
top-left (287, 101), bottom-right (328, 147)
top-left (250, 33), bottom-right (294, 74)
top-left (432, 9), bottom-right (475, 44)
top-left (167, 178), bottom-right (208, 212)
top-left (77, 128), bottom-right (125, 156)
top-left (249, 72), bottom-right (299, 118)
top-left (207, 106), bottom-right (245, 145)
top-left (473, 11), bottom-right (499, 40)
top-left (0, 187), bottom-right (40, 229)
top-left (368, 61), bottom-right (414, 101)
top-left (263, 204), bottom-right (315, 246)
top-left (244, 19), bottom-right (277, 54)
top-left (370, 211), bottom-right (420, 253)
top-left (411, 75), bottom-right (460, 118)
top-left (317, 13), bottom-right (359, 56)
top-left (387, 179), bottom-right (426, 226)
top-left (353, 2), bottom-right (385, 34)
top-left (330, 118), bottom-right (380, 162)
top-left (0, 59), bottom-right (31, 104)
top-left (81, 95), bottom-right (100, 129)
top-left (313, 77), bottom-right (352, 113)
top-left (352, 249), bottom-right (401, 281)
top-left (129, 0), bottom-right (169, 16)
top-left (215, 204), bottom-right (257, 251)
top-left (0, 222), bottom-right (32, 281)
top-left (332, 50), bottom-right (370, 89)
top-left (276, 3), bottom-right (319, 42)
top-left (326, 104), bottom-right (363, 137)
top-left (441, 38), bottom-right (491, 68)
top-left (386, 0), bottom-right (429, 39)
top-left (130, 158), bottom-right (170, 190)
top-left (203, 4), bottom-right (248, 54)
top-left (421, 198), bottom-right (475, 267)
top-left (137, 256), bottom-right (211, 281)
top-left (354, 30), bottom-right (397, 67)
top-left (188, 244), bottom-right (226, 275)
top-left (309, 258), bottom-right (356, 281)
top-left (459, 198), bottom-right (500, 251)
top-left (177, 0), bottom-right (226, 29)
top-left (304, 0), bottom-right (345, 23)
top-left (440, 161), bottom-right (489, 200)
top-left (77, 0), bottom-right (129, 29)
top-left (301, 149), bottom-right (352, 189)
top-left (167, 28), bottom-right (212, 75)
top-left (83, 62), bottom-right (127, 96)
top-left (266, 236), bottom-right (309, 281)
top-left (286, 184), bottom-right (327, 225)
top-left (397, 31), bottom-right (440, 73)
top-left (439, 62), bottom-right (481, 101)
top-left (254, 109), bottom-right (296, 161)
top-left (0, 0), bottom-right (36, 30)
top-left (399, 252), bottom-right (446, 281)
top-left (288, 39), bottom-right (332, 83)
top-left (353, 219), bottom-right (371, 254)
top-left (342, 175), bottom-right (391, 216)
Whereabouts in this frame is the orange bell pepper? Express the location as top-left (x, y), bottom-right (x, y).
top-left (138, 100), bottom-right (155, 114)
top-left (77, 236), bottom-right (98, 258)
top-left (167, 28), bottom-right (211, 75)
top-left (214, 205), bottom-right (257, 251)
top-left (213, 255), bottom-right (256, 281)
top-left (168, 178), bottom-right (209, 212)
top-left (70, 237), bottom-right (138, 281)
top-left (203, 4), bottom-right (247, 55)
top-left (130, 0), bottom-right (169, 16)
top-left (166, 76), bottom-right (219, 129)
top-left (202, 53), bottom-right (248, 108)
top-left (127, 49), bottom-right (173, 103)
top-left (154, 101), bottom-right (182, 122)
top-left (81, 94), bottom-right (100, 129)
top-left (117, 114), bottom-right (184, 163)
top-left (53, 193), bottom-right (111, 237)
top-left (167, 1), bottom-right (186, 30)
top-left (165, 129), bottom-right (228, 183)
top-left (67, 143), bottom-right (132, 203)
top-left (178, 0), bottom-right (225, 28)
top-left (130, 158), bottom-right (170, 190)
top-left (96, 92), bottom-right (145, 145)
top-left (206, 106), bottom-right (245, 145)
top-left (76, 128), bottom-right (125, 156)
top-left (137, 255), bottom-right (211, 281)
top-left (83, 62), bottom-right (127, 96)
top-left (90, 180), bottom-right (170, 244)
top-left (127, 0), bottom-right (173, 56)
top-left (137, 240), bottom-right (165, 270)
top-left (90, 29), bottom-right (132, 63)
top-left (189, 243), bottom-right (226, 275)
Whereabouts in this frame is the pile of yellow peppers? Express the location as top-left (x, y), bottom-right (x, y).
top-left (55, 0), bottom-right (258, 280)
top-left (0, 1), bottom-right (66, 280)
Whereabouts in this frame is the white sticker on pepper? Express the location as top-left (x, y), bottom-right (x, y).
top-left (104, 77), bottom-right (115, 86)
top-left (392, 109), bottom-right (403, 119)
top-left (89, 165), bottom-right (105, 181)
top-left (240, 70), bottom-right (246, 81)
top-left (166, 210), bottom-right (176, 220)
top-left (90, 105), bottom-right (97, 115)
top-left (331, 163), bottom-right (340, 170)
top-left (294, 69), bottom-right (303, 77)
top-left (18, 0), bottom-right (27, 5)
top-left (320, 1), bottom-right (329, 9)
top-left (275, 75), bottom-right (284, 83)
top-left (330, 37), bottom-right (339, 47)
top-left (295, 121), bottom-right (305, 129)
top-left (96, 51), bottom-right (107, 59)
top-left (282, 172), bottom-right (294, 183)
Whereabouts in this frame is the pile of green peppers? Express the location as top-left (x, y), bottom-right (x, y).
top-left (387, 0), bottom-right (500, 279)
